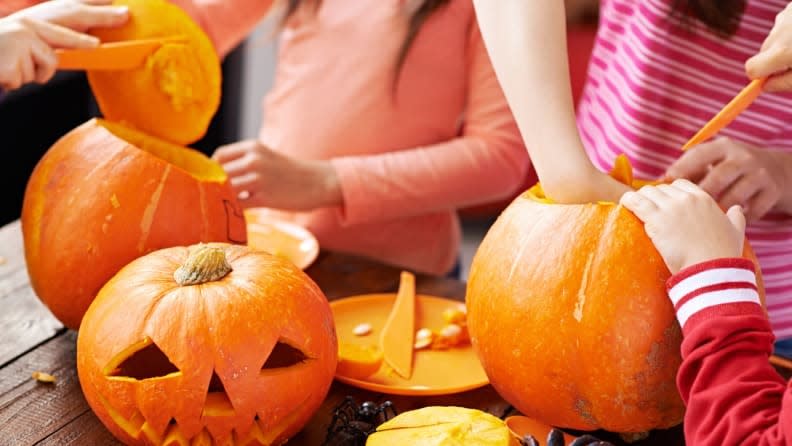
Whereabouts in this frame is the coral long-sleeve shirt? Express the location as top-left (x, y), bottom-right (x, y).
top-left (170, 0), bottom-right (529, 274)
top-left (668, 258), bottom-right (792, 445)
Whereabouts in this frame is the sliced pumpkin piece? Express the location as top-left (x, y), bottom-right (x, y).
top-left (367, 406), bottom-right (517, 445)
top-left (337, 343), bottom-right (384, 380)
top-left (87, 0), bottom-right (222, 145)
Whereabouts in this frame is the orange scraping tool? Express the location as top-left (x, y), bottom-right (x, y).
top-left (681, 77), bottom-right (767, 151)
top-left (56, 37), bottom-right (181, 71)
top-left (379, 271), bottom-right (416, 379)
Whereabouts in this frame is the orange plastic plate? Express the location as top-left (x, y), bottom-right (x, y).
top-left (244, 210), bottom-right (319, 270)
top-left (330, 293), bottom-right (489, 396)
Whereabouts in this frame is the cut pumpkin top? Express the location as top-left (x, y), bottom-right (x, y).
top-left (87, 0), bottom-right (222, 146)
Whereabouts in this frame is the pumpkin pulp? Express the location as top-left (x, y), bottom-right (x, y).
top-left (97, 120), bottom-right (226, 183)
top-left (87, 0), bottom-right (222, 145)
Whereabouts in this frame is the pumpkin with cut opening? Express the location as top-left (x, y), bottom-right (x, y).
top-left (21, 120), bottom-right (246, 330)
top-left (20, 0), bottom-right (242, 330)
top-left (77, 243), bottom-right (338, 445)
top-left (465, 156), bottom-right (765, 433)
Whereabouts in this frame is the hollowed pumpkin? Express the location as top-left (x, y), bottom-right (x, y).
top-left (87, 0), bottom-right (222, 145)
top-left (76, 243), bottom-right (338, 445)
top-left (465, 156), bottom-right (765, 433)
top-left (21, 119), bottom-right (246, 329)
top-left (21, 0), bottom-right (235, 330)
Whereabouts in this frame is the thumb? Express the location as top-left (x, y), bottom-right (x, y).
top-left (22, 17), bottom-right (99, 49)
top-left (746, 44), bottom-right (792, 79)
top-left (764, 70), bottom-right (792, 92)
top-left (726, 205), bottom-right (747, 244)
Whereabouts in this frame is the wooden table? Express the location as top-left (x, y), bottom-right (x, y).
top-left (0, 219), bottom-right (686, 446)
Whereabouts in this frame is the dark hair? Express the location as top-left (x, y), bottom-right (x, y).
top-left (281, 0), bottom-right (451, 86)
top-left (674, 0), bottom-right (747, 36)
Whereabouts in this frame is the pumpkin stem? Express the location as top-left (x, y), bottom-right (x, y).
top-left (174, 245), bottom-right (232, 286)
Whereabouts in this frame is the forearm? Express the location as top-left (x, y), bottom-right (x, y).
top-left (668, 259), bottom-right (791, 445)
top-left (331, 136), bottom-right (528, 225)
top-left (471, 1), bottom-right (596, 195)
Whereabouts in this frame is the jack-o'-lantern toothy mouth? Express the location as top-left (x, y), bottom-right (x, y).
top-left (97, 337), bottom-right (315, 444)
top-left (94, 391), bottom-right (312, 446)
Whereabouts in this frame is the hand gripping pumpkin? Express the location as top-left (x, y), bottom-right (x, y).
top-left (20, 0), bottom-right (241, 330)
top-left (77, 243), bottom-right (338, 445)
top-left (465, 156), bottom-right (766, 434)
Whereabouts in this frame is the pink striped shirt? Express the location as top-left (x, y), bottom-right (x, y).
top-left (578, 0), bottom-right (792, 339)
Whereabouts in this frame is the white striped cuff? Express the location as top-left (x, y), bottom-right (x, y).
top-left (667, 259), bottom-right (760, 328)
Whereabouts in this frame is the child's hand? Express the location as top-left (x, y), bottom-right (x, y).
top-left (746, 2), bottom-right (792, 91)
top-left (619, 179), bottom-right (746, 274)
top-left (0, 17), bottom-right (89, 90)
top-left (9, 0), bottom-right (129, 33)
top-left (0, 0), bottom-right (128, 91)
top-left (664, 137), bottom-right (789, 223)
top-left (213, 140), bottom-right (343, 211)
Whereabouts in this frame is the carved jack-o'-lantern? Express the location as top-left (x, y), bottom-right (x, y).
top-left (76, 243), bottom-right (338, 445)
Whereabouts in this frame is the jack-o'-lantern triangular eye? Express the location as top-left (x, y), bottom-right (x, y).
top-left (207, 370), bottom-right (227, 394)
top-left (262, 340), bottom-right (308, 370)
top-left (104, 337), bottom-right (181, 380)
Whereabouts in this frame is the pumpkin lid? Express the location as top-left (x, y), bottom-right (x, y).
top-left (86, 0), bottom-right (222, 146)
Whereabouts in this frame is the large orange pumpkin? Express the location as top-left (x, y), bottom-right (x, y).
top-left (21, 0), bottom-right (237, 330)
top-left (465, 157), bottom-right (765, 433)
top-left (21, 119), bottom-right (246, 329)
top-left (77, 243), bottom-right (338, 445)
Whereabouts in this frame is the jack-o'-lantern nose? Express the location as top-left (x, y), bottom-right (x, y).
top-left (203, 340), bottom-right (310, 418)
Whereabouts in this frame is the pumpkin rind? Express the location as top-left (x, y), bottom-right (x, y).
top-left (21, 119), bottom-right (247, 329)
top-left (76, 243), bottom-right (338, 445)
top-left (465, 190), bottom-right (765, 433)
top-left (87, 0), bottom-right (222, 145)
top-left (367, 406), bottom-right (517, 446)
top-left (336, 343), bottom-right (384, 380)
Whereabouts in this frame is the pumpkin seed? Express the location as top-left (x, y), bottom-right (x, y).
top-left (353, 323), bottom-right (373, 336)
top-left (414, 337), bottom-right (432, 350)
top-left (415, 328), bottom-right (433, 340)
top-left (31, 371), bottom-right (56, 383)
top-left (439, 323), bottom-right (462, 339)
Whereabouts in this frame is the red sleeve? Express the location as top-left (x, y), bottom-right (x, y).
top-left (667, 258), bottom-right (792, 446)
